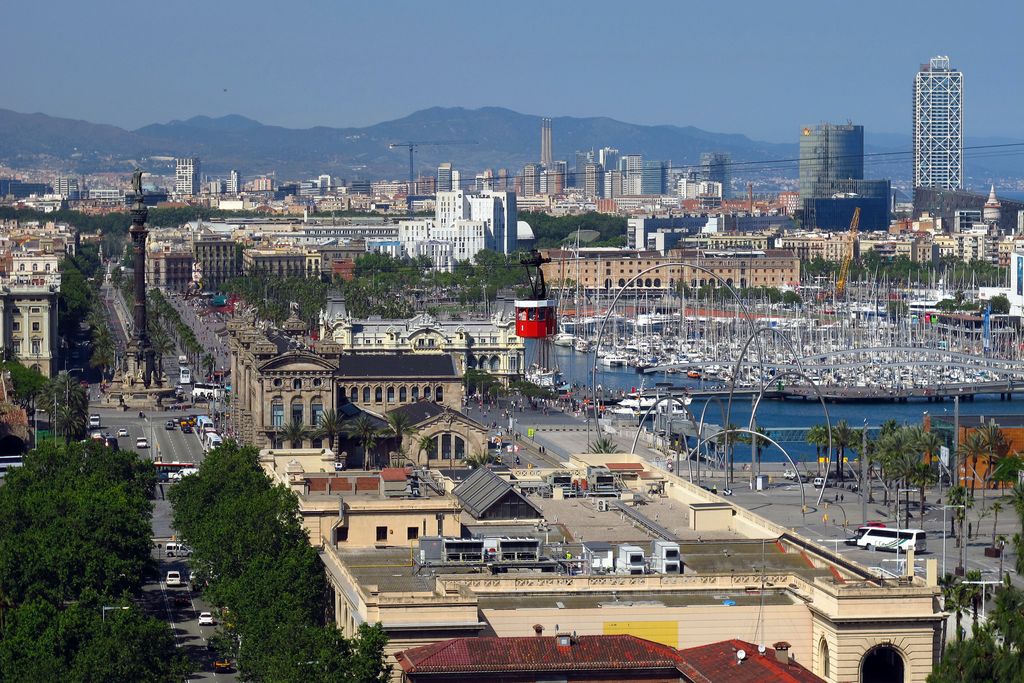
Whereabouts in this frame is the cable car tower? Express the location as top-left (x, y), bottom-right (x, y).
top-left (515, 250), bottom-right (558, 376)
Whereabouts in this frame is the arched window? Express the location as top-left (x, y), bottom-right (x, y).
top-left (374, 387), bottom-right (383, 402)
top-left (399, 387), bottom-right (407, 402)
top-left (644, 278), bottom-right (652, 287)
top-left (435, 386), bottom-right (443, 402)
top-left (604, 278), bottom-right (612, 290)
top-left (386, 386), bottom-right (395, 402)
top-left (293, 378), bottom-right (302, 390)
top-left (653, 278), bottom-right (661, 287)
top-left (618, 278), bottom-right (625, 287)
top-left (454, 435), bottom-right (465, 459)
top-left (350, 387), bottom-right (358, 402)
top-left (819, 639), bottom-right (829, 679)
top-left (290, 398), bottom-right (303, 425)
top-left (311, 399), bottom-right (324, 426)
top-left (411, 386), bottom-right (420, 400)
top-left (467, 354), bottom-right (476, 369)
top-left (423, 385), bottom-right (431, 398)
top-left (271, 399), bottom-right (284, 427)
top-left (490, 356), bottom-right (500, 371)
top-left (362, 387), bottom-right (371, 403)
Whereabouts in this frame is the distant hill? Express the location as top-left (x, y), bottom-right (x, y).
top-left (0, 106), bottom-right (1019, 187)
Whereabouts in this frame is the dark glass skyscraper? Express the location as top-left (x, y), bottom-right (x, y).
top-left (798, 123), bottom-right (863, 200)
top-left (700, 152), bottom-right (731, 199)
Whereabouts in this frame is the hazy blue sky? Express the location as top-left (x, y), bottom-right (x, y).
top-left (3, 0), bottom-right (1021, 142)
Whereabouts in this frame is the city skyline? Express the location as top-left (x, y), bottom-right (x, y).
top-left (1, 1), bottom-right (1022, 142)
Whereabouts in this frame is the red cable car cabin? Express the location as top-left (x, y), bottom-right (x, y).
top-left (515, 299), bottom-right (557, 338)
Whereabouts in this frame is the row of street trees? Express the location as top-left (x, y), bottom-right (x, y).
top-left (0, 441), bottom-right (188, 679)
top-left (168, 441), bottom-right (391, 682)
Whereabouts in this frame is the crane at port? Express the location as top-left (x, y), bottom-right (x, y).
top-left (388, 140), bottom-right (476, 216)
top-left (835, 206), bottom-right (861, 297)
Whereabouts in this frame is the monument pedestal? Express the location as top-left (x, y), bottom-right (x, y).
top-left (102, 342), bottom-right (175, 410)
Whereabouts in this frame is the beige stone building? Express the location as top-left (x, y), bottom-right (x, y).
top-left (228, 316), bottom-right (474, 453)
top-left (0, 273), bottom-right (60, 375)
top-left (302, 452), bottom-right (942, 683)
top-left (242, 247), bottom-right (321, 279)
top-left (320, 297), bottom-right (525, 383)
top-left (541, 248), bottom-right (800, 292)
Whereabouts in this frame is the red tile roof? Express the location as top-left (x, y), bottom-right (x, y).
top-left (397, 635), bottom-right (683, 674)
top-left (678, 639), bottom-right (825, 683)
top-left (605, 462), bottom-right (645, 471)
top-left (380, 467), bottom-right (410, 482)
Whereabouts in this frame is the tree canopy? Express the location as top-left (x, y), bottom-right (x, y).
top-left (0, 440), bottom-right (188, 681)
top-left (168, 441), bottom-right (391, 682)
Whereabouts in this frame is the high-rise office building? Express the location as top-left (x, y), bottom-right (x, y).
top-left (522, 163), bottom-right (542, 197)
top-left (798, 123), bottom-right (863, 199)
top-left (437, 163), bottom-right (453, 193)
top-left (175, 157), bottom-right (201, 197)
top-left (546, 161), bottom-right (567, 196)
top-left (318, 174), bottom-right (332, 192)
top-left (620, 155), bottom-right (643, 195)
top-left (540, 118), bottom-right (553, 168)
top-left (700, 152), bottom-right (732, 199)
top-left (913, 55), bottom-right (963, 190)
top-left (227, 169), bottom-right (241, 195)
top-left (641, 161), bottom-right (667, 195)
top-left (583, 163), bottom-right (604, 198)
top-left (599, 147), bottom-right (619, 175)
top-left (53, 176), bottom-right (80, 200)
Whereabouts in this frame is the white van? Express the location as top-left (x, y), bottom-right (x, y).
top-left (848, 526), bottom-right (927, 553)
top-left (89, 415), bottom-right (101, 428)
top-left (165, 542), bottom-right (192, 557)
top-left (812, 477), bottom-right (826, 488)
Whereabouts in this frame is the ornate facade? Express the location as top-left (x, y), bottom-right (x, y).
top-left (228, 315), bottom-right (471, 451)
top-left (319, 296), bottom-right (525, 383)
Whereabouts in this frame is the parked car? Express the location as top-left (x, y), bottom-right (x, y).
top-left (198, 612), bottom-right (215, 626)
top-left (165, 571), bottom-right (182, 587)
top-left (117, 427), bottom-right (130, 437)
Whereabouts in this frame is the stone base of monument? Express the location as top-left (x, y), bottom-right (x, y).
top-left (102, 371), bottom-right (177, 410)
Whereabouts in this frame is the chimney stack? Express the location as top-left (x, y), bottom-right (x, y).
top-left (533, 624), bottom-right (544, 637)
top-left (773, 641), bottom-right (791, 665)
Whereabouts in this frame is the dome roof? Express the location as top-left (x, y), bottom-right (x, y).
top-left (516, 220), bottom-right (535, 240)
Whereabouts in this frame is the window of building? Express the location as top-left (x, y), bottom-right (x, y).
top-left (271, 400), bottom-right (284, 427)
top-left (407, 526), bottom-right (419, 541)
top-left (31, 340), bottom-right (40, 355)
top-left (311, 399), bottom-right (324, 426)
top-left (374, 387), bottom-right (383, 402)
top-left (376, 526), bottom-right (388, 542)
top-left (273, 378), bottom-right (282, 388)
top-left (350, 387), bottom-right (358, 402)
top-left (31, 322), bottom-right (40, 332)
top-left (30, 307), bottom-right (39, 313)
top-left (411, 386), bottom-right (420, 400)
top-left (293, 378), bottom-right (302, 390)
top-left (362, 387), bottom-right (371, 403)
top-left (291, 398), bottom-right (303, 425)
top-left (423, 385), bottom-right (431, 398)
top-left (399, 387), bottom-right (407, 402)
top-left (435, 386), bottom-right (443, 402)
top-left (12, 322), bottom-right (20, 331)
top-left (387, 386), bottom-right (395, 402)
top-left (312, 378), bottom-right (322, 387)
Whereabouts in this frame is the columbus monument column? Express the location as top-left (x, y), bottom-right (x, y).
top-left (128, 170), bottom-right (157, 388)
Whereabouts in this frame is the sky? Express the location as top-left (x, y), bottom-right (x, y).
top-left (2, 0), bottom-right (1022, 142)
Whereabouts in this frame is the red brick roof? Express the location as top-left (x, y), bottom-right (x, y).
top-left (678, 639), bottom-right (824, 683)
top-left (396, 635), bottom-right (683, 675)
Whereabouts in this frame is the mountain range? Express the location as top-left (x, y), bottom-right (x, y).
top-left (0, 106), bottom-right (1019, 187)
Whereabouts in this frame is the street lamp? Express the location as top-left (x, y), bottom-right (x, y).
top-left (941, 504), bottom-right (966, 578)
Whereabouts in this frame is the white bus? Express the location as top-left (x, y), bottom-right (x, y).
top-left (848, 526), bottom-right (927, 553)
top-left (192, 383), bottom-right (224, 401)
top-left (178, 366), bottom-right (192, 385)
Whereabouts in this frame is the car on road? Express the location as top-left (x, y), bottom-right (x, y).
top-left (812, 477), bottom-right (826, 488)
top-left (165, 420), bottom-right (175, 430)
top-left (782, 469), bottom-right (797, 480)
top-left (89, 414), bottom-right (101, 428)
top-left (198, 612), bottom-right (215, 626)
top-left (117, 427), bottom-right (130, 437)
top-left (136, 437), bottom-right (149, 449)
top-left (213, 659), bottom-right (234, 672)
top-left (165, 571), bottom-right (183, 587)
top-left (172, 594), bottom-right (192, 608)
top-left (181, 424), bottom-right (193, 434)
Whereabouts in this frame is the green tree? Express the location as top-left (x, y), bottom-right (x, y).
top-left (958, 430), bottom-right (989, 498)
top-left (416, 433), bottom-right (436, 466)
top-left (346, 415), bottom-right (383, 469)
top-left (465, 451), bottom-right (493, 469)
top-left (385, 411), bottom-right (417, 458)
top-left (831, 420), bottom-right (858, 483)
top-left (41, 371), bottom-right (89, 442)
top-left (588, 437), bottom-right (618, 454)
top-left (315, 409), bottom-right (343, 455)
top-left (0, 361), bottom-right (48, 411)
top-left (988, 294), bottom-right (1011, 314)
top-left (281, 418), bottom-right (310, 449)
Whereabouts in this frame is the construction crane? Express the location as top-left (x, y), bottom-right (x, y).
top-left (388, 140), bottom-right (476, 216)
top-left (835, 206), bottom-right (861, 297)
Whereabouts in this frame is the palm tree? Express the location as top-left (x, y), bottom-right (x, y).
top-left (149, 330), bottom-right (174, 380)
top-left (990, 500), bottom-right (1004, 551)
top-left (385, 411), bottom-right (417, 458)
top-left (946, 484), bottom-right (971, 552)
top-left (201, 353), bottom-right (216, 380)
top-left (465, 451), bottom-right (493, 469)
top-left (416, 433), bottom-right (436, 466)
top-left (346, 415), bottom-right (382, 469)
top-left (941, 577), bottom-right (972, 642)
top-left (907, 461), bottom-right (938, 515)
top-left (281, 418), bottom-right (309, 449)
top-left (832, 420), bottom-right (858, 483)
top-left (43, 372), bottom-right (88, 442)
top-left (958, 430), bottom-right (988, 498)
top-left (90, 328), bottom-right (116, 379)
top-left (588, 437), bottom-right (618, 454)
top-left (805, 424), bottom-right (829, 476)
top-left (315, 409), bottom-right (343, 455)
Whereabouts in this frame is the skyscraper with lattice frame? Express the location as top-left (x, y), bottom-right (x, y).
top-left (913, 56), bottom-right (962, 190)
